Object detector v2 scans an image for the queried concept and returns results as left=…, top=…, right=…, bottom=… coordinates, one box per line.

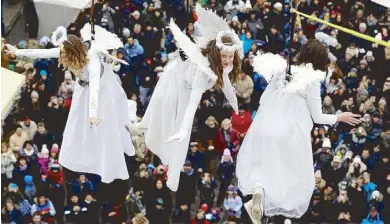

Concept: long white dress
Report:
left=15, top=43, right=135, bottom=183
left=141, top=51, right=237, bottom=191
left=236, top=53, right=337, bottom=218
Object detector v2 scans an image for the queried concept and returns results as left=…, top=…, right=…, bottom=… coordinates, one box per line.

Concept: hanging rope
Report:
left=90, top=0, right=95, bottom=40
left=290, top=8, right=390, bottom=48
left=286, top=0, right=300, bottom=80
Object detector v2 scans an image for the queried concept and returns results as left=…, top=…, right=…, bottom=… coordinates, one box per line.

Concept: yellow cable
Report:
left=290, top=8, right=390, bottom=48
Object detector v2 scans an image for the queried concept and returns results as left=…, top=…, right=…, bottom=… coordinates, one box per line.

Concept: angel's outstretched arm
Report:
left=306, top=82, right=337, bottom=125
left=87, top=49, right=102, bottom=119
left=15, top=47, right=60, bottom=58
left=167, top=70, right=210, bottom=142
left=221, top=69, right=238, bottom=114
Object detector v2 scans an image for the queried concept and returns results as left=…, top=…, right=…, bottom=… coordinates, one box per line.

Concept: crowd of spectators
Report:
left=1, top=0, right=390, bottom=223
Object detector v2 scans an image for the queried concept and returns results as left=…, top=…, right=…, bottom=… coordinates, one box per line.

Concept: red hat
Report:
left=24, top=116, right=30, bottom=121
left=201, top=203, right=208, bottom=212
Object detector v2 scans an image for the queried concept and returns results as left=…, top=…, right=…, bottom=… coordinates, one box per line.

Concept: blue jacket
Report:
left=253, top=72, right=268, bottom=91
left=124, top=39, right=144, bottom=64
left=72, top=179, right=96, bottom=195
left=362, top=214, right=384, bottom=224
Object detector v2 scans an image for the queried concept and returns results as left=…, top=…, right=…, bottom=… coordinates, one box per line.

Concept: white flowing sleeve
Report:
left=15, top=48, right=60, bottom=58
left=221, top=72, right=238, bottom=112
left=87, top=50, right=102, bottom=118
left=180, top=71, right=210, bottom=132
left=306, top=82, right=337, bottom=125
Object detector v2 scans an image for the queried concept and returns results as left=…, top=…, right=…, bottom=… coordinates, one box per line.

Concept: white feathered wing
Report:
left=168, top=18, right=217, bottom=82
left=80, top=23, right=128, bottom=65
left=194, top=3, right=231, bottom=48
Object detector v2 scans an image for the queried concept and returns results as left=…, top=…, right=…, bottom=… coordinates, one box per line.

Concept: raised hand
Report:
left=167, top=129, right=189, bottom=143
left=337, top=112, right=361, bottom=126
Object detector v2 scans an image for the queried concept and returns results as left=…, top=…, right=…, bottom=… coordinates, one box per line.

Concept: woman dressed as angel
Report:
left=236, top=37, right=361, bottom=223
left=127, top=4, right=241, bottom=191
left=6, top=25, right=135, bottom=183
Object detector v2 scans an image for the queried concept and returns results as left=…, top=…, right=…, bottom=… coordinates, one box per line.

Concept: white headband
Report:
left=215, top=30, right=244, bottom=59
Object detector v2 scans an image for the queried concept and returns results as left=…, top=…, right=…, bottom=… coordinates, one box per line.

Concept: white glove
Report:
left=223, top=65, right=233, bottom=75
left=167, top=129, right=190, bottom=143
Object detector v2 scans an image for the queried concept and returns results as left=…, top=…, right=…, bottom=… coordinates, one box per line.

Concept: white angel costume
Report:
left=236, top=53, right=338, bottom=218
left=14, top=25, right=135, bottom=183
left=137, top=4, right=242, bottom=191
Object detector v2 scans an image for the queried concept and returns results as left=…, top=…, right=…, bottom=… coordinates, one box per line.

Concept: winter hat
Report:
left=184, top=160, right=192, bottom=167
left=24, top=175, right=34, bottom=187
left=358, top=88, right=369, bottom=96
left=273, top=2, right=283, bottom=9
left=364, top=51, right=375, bottom=61
left=221, top=149, right=233, bottom=163
left=333, top=155, right=342, bottom=163
left=322, top=138, right=331, bottom=148
left=314, top=170, right=322, bottom=178
left=122, top=28, right=130, bottom=38
left=31, top=91, right=39, bottom=100
left=232, top=16, right=239, bottom=22
left=133, top=10, right=140, bottom=16
left=353, top=156, right=362, bottom=164
left=350, top=68, right=358, bottom=73
left=40, top=70, right=47, bottom=77
left=51, top=146, right=59, bottom=154
left=244, top=0, right=252, bottom=9
left=372, top=190, right=380, bottom=199
left=39, top=36, right=50, bottom=47
left=147, top=163, right=155, bottom=170
left=50, top=161, right=61, bottom=171
left=201, top=203, right=208, bottom=212
left=190, top=142, right=198, bottom=147
left=227, top=185, right=236, bottom=192
left=344, top=151, right=353, bottom=160
left=41, top=145, right=49, bottom=155
left=359, top=23, right=367, bottom=30
left=284, top=219, right=292, bottom=224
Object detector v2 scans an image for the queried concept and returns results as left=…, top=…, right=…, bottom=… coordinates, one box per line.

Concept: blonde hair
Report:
left=205, top=116, right=219, bottom=127
left=133, top=213, right=149, bottom=224
left=221, top=118, right=231, bottom=127
left=59, top=34, right=89, bottom=75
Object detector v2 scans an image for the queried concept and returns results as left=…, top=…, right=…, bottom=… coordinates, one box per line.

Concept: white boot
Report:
left=245, top=187, right=264, bottom=224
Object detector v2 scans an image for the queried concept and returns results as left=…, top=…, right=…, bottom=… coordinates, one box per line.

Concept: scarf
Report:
left=222, top=129, right=232, bottom=149
left=19, top=164, right=28, bottom=171
left=23, top=148, right=34, bottom=156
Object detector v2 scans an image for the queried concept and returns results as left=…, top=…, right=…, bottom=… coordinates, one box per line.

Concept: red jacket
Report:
left=214, top=128, right=240, bottom=155
left=191, top=218, right=211, bottom=224
left=47, top=170, right=64, bottom=185
left=231, top=111, right=253, bottom=135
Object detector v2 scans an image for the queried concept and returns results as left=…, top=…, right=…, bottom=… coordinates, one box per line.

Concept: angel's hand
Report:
left=167, top=129, right=189, bottom=143
left=5, top=44, right=17, bottom=56
left=89, top=116, right=102, bottom=128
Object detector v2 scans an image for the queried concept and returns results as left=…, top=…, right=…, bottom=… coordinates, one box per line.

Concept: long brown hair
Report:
left=59, top=34, right=89, bottom=75
left=201, top=36, right=241, bottom=88
left=296, top=39, right=329, bottom=72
